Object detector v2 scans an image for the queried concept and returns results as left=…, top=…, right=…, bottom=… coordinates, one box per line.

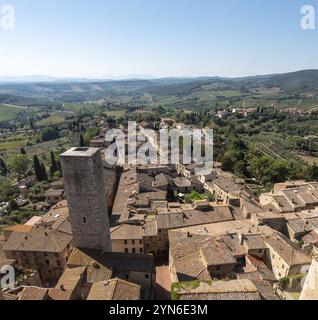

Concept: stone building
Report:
left=61, top=148, right=111, bottom=252
left=3, top=225, right=73, bottom=285
left=143, top=205, right=234, bottom=258
left=44, top=189, right=65, bottom=205
left=264, top=233, right=312, bottom=279
left=259, top=183, right=318, bottom=213
left=300, top=259, right=318, bottom=300
left=67, top=248, right=155, bottom=299
left=110, top=224, right=144, bottom=254
left=204, top=177, right=245, bottom=206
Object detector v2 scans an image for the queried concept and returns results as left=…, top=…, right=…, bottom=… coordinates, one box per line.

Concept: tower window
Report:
left=83, top=217, right=87, bottom=224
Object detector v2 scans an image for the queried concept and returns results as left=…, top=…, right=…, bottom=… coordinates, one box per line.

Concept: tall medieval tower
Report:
left=61, top=147, right=111, bottom=252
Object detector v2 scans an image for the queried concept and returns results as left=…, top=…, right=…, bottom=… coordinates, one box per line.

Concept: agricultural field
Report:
left=36, top=114, right=66, bottom=127
left=104, top=110, right=126, bottom=118
left=297, top=154, right=318, bottom=165
left=245, top=133, right=306, bottom=163
left=63, top=102, right=88, bottom=113
left=0, top=104, right=26, bottom=122
left=0, top=132, right=34, bottom=159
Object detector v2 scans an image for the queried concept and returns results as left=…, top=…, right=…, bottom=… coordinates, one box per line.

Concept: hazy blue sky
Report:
left=0, top=0, right=317, bottom=77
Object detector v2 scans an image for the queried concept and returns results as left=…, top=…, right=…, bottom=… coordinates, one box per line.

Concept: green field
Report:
left=63, top=103, right=86, bottom=112
left=105, top=110, right=126, bottom=118
left=0, top=133, right=33, bottom=158
left=0, top=104, right=25, bottom=122
left=36, top=114, right=66, bottom=127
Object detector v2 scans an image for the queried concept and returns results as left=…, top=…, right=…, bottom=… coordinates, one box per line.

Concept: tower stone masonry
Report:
left=61, top=147, right=111, bottom=252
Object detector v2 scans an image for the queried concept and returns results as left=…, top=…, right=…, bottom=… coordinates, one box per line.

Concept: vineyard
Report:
left=245, top=134, right=310, bottom=163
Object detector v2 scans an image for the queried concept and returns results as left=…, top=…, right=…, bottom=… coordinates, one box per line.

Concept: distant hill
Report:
left=0, top=70, right=317, bottom=109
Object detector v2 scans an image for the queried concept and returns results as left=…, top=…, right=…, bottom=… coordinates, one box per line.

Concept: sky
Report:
left=0, top=0, right=317, bottom=78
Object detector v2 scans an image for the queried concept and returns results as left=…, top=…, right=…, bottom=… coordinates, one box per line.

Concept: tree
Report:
left=8, top=199, right=19, bottom=211
left=40, top=163, right=48, bottom=181
left=29, top=118, right=35, bottom=130
left=33, top=155, right=42, bottom=181
left=49, top=151, right=59, bottom=177
left=79, top=135, right=85, bottom=147
left=0, top=179, right=18, bottom=202
left=40, top=127, right=59, bottom=142
left=154, top=105, right=166, bottom=115
left=33, top=155, right=47, bottom=182
left=83, top=128, right=101, bottom=146
left=8, top=154, right=30, bottom=178
left=0, top=158, right=8, bottom=175
left=310, top=165, right=318, bottom=181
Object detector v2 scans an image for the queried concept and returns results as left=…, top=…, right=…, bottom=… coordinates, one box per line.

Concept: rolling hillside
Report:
left=0, top=70, right=317, bottom=110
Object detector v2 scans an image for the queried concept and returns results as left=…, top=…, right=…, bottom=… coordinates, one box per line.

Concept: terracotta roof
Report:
left=172, top=177, right=191, bottom=188
left=1, top=292, right=18, bottom=300
left=265, top=233, right=311, bottom=266
left=303, top=230, right=318, bottom=245
left=200, top=239, right=237, bottom=266
left=281, top=189, right=306, bottom=209
left=243, top=234, right=266, bottom=250
left=3, top=224, right=32, bottom=233
left=156, top=206, right=234, bottom=230
left=272, top=195, right=294, bottom=212
left=48, top=288, right=73, bottom=301
left=3, top=226, right=72, bottom=253
left=252, top=280, right=280, bottom=300
left=287, top=218, right=308, bottom=234
left=174, top=252, right=213, bottom=282
left=44, top=189, right=64, bottom=197
left=176, top=279, right=261, bottom=300
left=87, top=278, right=141, bottom=300
left=56, top=266, right=86, bottom=291
left=245, top=255, right=276, bottom=283
left=67, top=248, right=113, bottom=284
left=212, top=177, right=244, bottom=195
left=24, top=216, right=42, bottom=226
left=110, top=224, right=144, bottom=240
left=68, top=248, right=155, bottom=275
left=144, top=220, right=158, bottom=237
left=19, top=287, right=48, bottom=300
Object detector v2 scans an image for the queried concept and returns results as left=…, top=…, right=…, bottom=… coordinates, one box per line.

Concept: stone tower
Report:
left=61, top=147, right=111, bottom=252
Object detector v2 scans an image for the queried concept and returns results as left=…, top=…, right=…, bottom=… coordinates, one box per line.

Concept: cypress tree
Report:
left=33, top=155, right=42, bottom=181
left=50, top=151, right=59, bottom=177
left=41, top=163, right=48, bottom=181
left=0, top=158, right=8, bottom=175
left=33, top=155, right=47, bottom=181
left=80, top=135, right=85, bottom=147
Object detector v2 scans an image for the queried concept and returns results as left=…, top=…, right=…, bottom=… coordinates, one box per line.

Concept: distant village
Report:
left=1, top=119, right=318, bottom=301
